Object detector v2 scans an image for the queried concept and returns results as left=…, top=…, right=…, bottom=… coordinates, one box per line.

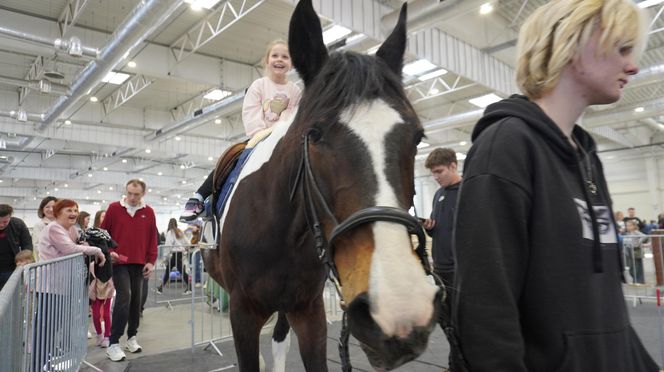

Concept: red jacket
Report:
left=101, top=200, right=158, bottom=265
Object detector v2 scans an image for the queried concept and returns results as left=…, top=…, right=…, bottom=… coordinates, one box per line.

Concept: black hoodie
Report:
left=452, top=95, right=657, bottom=372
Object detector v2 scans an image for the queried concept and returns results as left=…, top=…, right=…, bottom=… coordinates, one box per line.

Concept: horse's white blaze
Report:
left=340, top=100, right=437, bottom=338
left=271, top=332, right=291, bottom=372
left=218, top=112, right=296, bottom=238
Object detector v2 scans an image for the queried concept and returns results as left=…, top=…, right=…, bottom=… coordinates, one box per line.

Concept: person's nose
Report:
left=625, top=57, right=639, bottom=76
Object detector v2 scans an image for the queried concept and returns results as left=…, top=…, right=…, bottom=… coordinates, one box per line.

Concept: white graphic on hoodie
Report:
left=574, top=198, right=617, bottom=244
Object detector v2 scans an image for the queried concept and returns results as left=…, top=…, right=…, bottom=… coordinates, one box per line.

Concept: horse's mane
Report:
left=292, top=51, right=415, bottom=132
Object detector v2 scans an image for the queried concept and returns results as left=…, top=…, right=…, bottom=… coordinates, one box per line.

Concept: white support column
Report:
left=645, top=157, right=662, bottom=217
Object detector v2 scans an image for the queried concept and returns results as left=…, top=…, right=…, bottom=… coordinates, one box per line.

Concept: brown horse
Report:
left=202, top=0, right=441, bottom=370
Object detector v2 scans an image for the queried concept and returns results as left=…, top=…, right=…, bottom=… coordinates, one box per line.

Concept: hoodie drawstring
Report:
left=572, top=136, right=603, bottom=273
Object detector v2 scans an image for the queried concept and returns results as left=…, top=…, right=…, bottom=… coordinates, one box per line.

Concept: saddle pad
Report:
left=205, top=129, right=274, bottom=218
left=212, top=147, right=254, bottom=217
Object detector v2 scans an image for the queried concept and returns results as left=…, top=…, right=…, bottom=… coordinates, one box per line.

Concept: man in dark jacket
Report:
left=423, top=148, right=462, bottom=331
left=0, top=204, right=33, bottom=290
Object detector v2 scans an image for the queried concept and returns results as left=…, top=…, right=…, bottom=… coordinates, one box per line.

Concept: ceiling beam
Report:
left=170, top=0, right=267, bottom=63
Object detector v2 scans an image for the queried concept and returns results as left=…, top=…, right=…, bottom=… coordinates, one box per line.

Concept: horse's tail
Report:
left=271, top=311, right=291, bottom=372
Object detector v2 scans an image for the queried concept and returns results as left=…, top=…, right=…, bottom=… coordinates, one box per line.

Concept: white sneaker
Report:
left=95, top=334, right=104, bottom=346
left=106, top=344, right=126, bottom=361
left=101, top=338, right=110, bottom=348
left=87, top=330, right=92, bottom=339
left=124, top=336, right=142, bottom=353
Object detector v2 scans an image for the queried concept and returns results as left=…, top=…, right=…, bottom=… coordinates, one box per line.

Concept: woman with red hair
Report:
left=39, top=199, right=105, bottom=264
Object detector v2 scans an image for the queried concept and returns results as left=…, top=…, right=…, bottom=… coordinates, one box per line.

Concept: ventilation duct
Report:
left=0, top=109, right=44, bottom=122
left=0, top=74, right=69, bottom=95
left=0, top=26, right=98, bottom=58
left=37, top=0, right=183, bottom=131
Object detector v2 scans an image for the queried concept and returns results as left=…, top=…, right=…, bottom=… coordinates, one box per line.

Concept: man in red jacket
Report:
left=102, top=179, right=157, bottom=362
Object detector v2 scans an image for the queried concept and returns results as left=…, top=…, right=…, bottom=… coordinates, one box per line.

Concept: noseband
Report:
left=290, top=129, right=443, bottom=371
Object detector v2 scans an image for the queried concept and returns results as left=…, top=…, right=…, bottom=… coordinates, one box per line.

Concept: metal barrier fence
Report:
left=0, top=269, right=25, bottom=371
left=187, top=245, right=343, bottom=362
left=10, top=253, right=89, bottom=372
left=623, top=231, right=664, bottom=305
left=151, top=244, right=205, bottom=310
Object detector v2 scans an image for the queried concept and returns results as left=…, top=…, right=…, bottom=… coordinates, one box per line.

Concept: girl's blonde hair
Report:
left=516, top=0, right=647, bottom=99
left=261, top=39, right=288, bottom=71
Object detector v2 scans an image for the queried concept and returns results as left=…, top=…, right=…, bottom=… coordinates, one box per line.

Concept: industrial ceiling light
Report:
left=479, top=3, right=494, bottom=15
left=323, top=25, right=352, bottom=45
left=127, top=61, right=137, bottom=68
left=204, top=89, right=232, bottom=101
left=43, top=59, right=65, bottom=80
left=184, top=0, right=221, bottom=10
left=468, top=93, right=502, bottom=108
left=638, top=0, right=664, bottom=8
left=418, top=69, right=448, bottom=82
left=102, top=71, right=131, bottom=85
left=403, top=59, right=437, bottom=77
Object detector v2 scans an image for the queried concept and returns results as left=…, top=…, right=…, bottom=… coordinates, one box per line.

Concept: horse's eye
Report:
left=307, top=128, right=322, bottom=143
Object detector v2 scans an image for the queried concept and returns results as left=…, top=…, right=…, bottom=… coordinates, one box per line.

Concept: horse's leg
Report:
left=230, top=295, right=269, bottom=372
left=286, top=294, right=328, bottom=372
left=271, top=311, right=291, bottom=372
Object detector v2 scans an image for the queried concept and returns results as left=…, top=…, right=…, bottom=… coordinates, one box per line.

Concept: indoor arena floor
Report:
left=80, top=292, right=664, bottom=371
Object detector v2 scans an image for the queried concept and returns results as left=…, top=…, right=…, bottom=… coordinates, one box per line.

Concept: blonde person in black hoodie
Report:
left=451, top=1, right=657, bottom=371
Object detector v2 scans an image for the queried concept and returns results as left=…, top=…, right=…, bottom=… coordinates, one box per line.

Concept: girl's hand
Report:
left=96, top=251, right=106, bottom=266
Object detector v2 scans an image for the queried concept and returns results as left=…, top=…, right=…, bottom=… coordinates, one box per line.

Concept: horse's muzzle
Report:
left=346, top=289, right=443, bottom=370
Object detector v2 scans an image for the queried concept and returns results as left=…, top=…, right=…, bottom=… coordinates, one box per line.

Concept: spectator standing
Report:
left=644, top=220, right=658, bottom=235
left=422, top=148, right=462, bottom=342
left=35, top=199, right=105, bottom=371
left=0, top=204, right=33, bottom=290
left=451, top=1, right=657, bottom=371
left=623, top=207, right=645, bottom=232
left=615, top=210, right=626, bottom=234
left=157, top=218, right=191, bottom=294
left=32, top=196, right=57, bottom=260
left=102, top=179, right=158, bottom=362
left=623, top=220, right=648, bottom=284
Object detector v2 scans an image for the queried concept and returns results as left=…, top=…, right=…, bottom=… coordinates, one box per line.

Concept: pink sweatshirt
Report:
left=38, top=221, right=102, bottom=262
left=242, top=77, right=301, bottom=137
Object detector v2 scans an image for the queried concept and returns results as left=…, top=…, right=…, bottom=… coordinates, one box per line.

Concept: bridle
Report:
left=290, top=129, right=443, bottom=371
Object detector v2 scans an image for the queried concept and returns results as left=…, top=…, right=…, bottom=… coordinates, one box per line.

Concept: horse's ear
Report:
left=288, top=0, right=328, bottom=87
left=376, top=3, right=407, bottom=78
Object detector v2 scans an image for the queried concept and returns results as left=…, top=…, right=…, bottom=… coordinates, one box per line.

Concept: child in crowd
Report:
left=623, top=220, right=648, bottom=284
left=15, top=249, right=35, bottom=267
left=86, top=220, right=116, bottom=348
left=180, top=39, right=302, bottom=222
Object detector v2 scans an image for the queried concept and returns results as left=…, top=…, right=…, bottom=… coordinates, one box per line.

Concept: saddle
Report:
left=208, top=127, right=274, bottom=219
left=211, top=141, right=247, bottom=217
